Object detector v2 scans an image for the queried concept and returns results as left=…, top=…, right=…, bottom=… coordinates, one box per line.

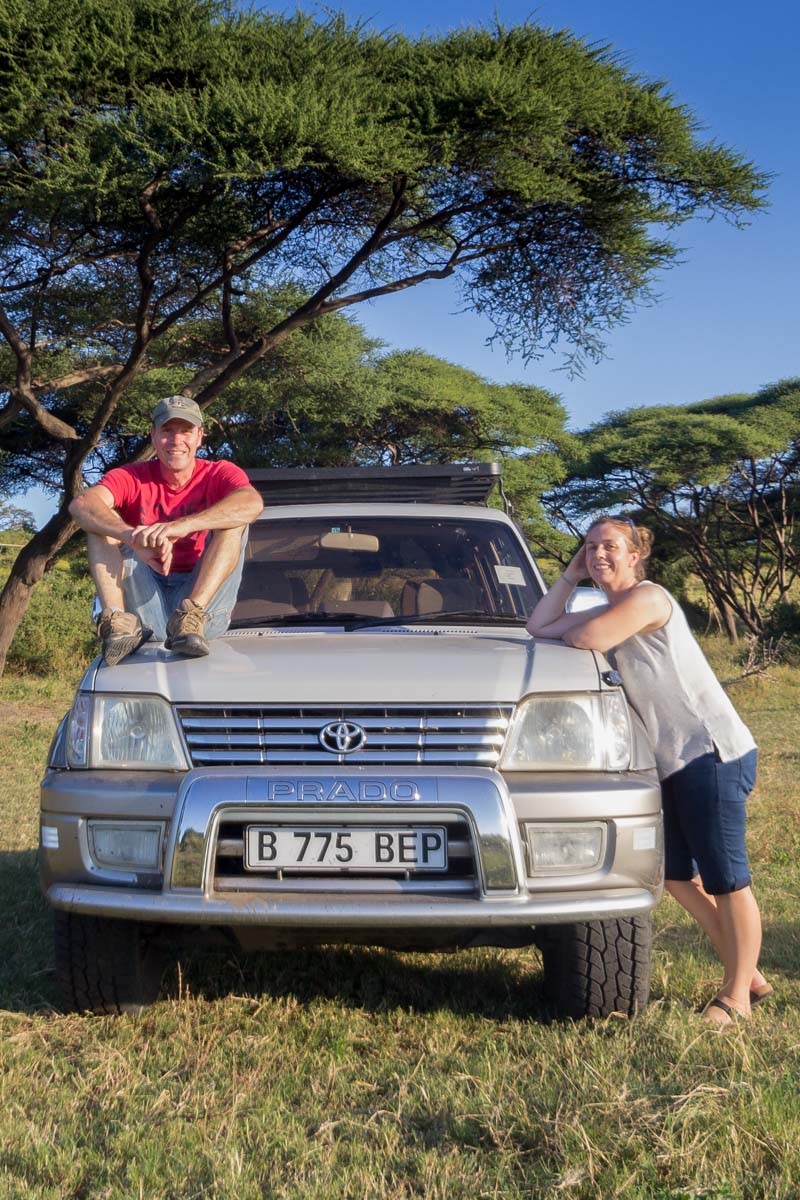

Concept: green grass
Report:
left=0, top=539, right=96, bottom=677
left=1, top=644, right=799, bottom=1197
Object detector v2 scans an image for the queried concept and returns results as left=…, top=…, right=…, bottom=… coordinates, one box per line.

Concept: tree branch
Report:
left=0, top=300, right=79, bottom=440
left=187, top=178, right=411, bottom=409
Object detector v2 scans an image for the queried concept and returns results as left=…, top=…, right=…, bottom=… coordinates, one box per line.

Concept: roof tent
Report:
left=247, top=463, right=508, bottom=510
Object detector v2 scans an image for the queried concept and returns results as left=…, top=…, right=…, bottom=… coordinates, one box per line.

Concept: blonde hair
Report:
left=586, top=516, right=653, bottom=582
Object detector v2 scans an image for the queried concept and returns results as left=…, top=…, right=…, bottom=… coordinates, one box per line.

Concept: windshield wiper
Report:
left=346, top=610, right=529, bottom=630
left=229, top=609, right=529, bottom=631
left=228, top=612, right=356, bottom=629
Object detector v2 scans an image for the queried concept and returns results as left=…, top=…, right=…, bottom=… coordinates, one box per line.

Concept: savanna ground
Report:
left=0, top=546, right=798, bottom=1199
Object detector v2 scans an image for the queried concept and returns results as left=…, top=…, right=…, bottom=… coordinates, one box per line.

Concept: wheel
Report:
left=54, top=911, right=164, bottom=1015
left=536, top=916, right=652, bottom=1019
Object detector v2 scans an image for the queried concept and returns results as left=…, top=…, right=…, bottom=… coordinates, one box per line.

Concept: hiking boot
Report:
left=165, top=598, right=210, bottom=657
left=97, top=609, right=151, bottom=667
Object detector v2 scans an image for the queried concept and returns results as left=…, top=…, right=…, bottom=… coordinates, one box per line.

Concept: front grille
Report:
left=212, top=814, right=478, bottom=893
left=176, top=705, right=513, bottom=767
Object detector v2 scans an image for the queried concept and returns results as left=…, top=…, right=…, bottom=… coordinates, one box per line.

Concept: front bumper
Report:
left=45, top=884, right=657, bottom=926
left=41, top=766, right=663, bottom=928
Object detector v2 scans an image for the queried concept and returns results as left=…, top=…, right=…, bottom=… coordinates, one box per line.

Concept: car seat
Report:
left=400, top=578, right=479, bottom=615
left=232, top=567, right=297, bottom=619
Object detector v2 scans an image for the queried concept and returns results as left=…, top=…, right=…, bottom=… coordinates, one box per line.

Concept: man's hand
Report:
left=129, top=526, right=174, bottom=575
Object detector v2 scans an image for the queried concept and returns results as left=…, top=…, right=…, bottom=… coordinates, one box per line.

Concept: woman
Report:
left=526, top=516, right=770, bottom=1026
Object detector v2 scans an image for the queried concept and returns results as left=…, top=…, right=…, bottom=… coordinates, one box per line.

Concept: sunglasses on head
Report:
left=594, top=515, right=639, bottom=547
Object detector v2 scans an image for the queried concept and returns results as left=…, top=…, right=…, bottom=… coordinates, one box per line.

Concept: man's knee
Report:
left=87, top=530, right=124, bottom=551
left=208, top=525, right=248, bottom=547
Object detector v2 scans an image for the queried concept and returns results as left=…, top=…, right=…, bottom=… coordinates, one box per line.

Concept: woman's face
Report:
left=584, top=522, right=639, bottom=590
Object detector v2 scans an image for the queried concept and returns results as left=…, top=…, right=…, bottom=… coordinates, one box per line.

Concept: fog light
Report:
left=88, top=822, right=164, bottom=871
left=523, top=822, right=605, bottom=874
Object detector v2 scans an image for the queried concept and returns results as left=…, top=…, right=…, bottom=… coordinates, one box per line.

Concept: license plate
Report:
left=244, top=826, right=448, bottom=871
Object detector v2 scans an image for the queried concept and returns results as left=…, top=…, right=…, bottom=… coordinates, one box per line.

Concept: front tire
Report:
left=54, top=911, right=164, bottom=1015
left=536, top=916, right=652, bottom=1019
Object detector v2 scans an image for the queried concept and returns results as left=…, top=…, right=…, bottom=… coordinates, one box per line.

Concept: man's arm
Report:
left=69, top=485, right=135, bottom=545
left=70, top=484, right=175, bottom=573
left=132, top=485, right=263, bottom=548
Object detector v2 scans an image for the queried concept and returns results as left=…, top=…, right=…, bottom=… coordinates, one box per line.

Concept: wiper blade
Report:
left=228, top=612, right=352, bottom=629
left=347, top=610, right=528, bottom=629
left=229, top=610, right=528, bottom=631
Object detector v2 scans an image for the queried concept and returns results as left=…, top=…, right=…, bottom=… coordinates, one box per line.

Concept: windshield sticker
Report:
left=494, top=565, right=526, bottom=586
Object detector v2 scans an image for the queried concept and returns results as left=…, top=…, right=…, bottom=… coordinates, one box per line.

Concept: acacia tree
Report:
left=544, top=380, right=800, bottom=639
left=207, top=337, right=568, bottom=470
left=0, top=0, right=766, bottom=671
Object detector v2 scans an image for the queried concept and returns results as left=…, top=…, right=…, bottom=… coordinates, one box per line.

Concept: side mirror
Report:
left=565, top=585, right=608, bottom=614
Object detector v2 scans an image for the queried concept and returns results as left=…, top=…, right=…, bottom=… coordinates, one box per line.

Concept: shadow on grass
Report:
left=1, top=845, right=551, bottom=1019
left=2, top=843, right=797, bottom=1020
left=162, top=940, right=553, bottom=1023
left=174, top=908, right=800, bottom=1020
left=0, top=851, right=60, bottom=1012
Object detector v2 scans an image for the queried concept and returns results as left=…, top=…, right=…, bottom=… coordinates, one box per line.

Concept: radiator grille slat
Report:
left=176, top=705, right=514, bottom=767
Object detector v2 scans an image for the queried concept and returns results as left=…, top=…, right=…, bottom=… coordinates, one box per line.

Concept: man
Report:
left=70, top=395, right=263, bottom=665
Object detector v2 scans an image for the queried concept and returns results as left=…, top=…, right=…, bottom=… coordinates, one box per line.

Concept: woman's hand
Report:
left=527, top=541, right=589, bottom=637
left=563, top=543, right=588, bottom=585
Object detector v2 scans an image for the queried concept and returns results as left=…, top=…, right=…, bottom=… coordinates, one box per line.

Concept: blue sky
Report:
left=18, top=0, right=799, bottom=526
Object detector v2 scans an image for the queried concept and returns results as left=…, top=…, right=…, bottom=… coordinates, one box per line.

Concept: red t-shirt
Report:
left=100, top=458, right=252, bottom=572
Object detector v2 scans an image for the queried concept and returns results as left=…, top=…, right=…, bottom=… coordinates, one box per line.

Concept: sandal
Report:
left=701, top=996, right=746, bottom=1027
left=750, top=985, right=774, bottom=1006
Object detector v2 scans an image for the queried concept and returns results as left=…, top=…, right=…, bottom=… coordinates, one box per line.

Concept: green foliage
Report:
left=574, top=379, right=800, bottom=492
left=0, top=540, right=95, bottom=675
left=200, top=313, right=571, bottom=531
left=545, top=380, right=800, bottom=636
left=0, top=502, right=35, bottom=533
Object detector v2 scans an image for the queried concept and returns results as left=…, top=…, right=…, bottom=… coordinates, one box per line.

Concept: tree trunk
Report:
left=0, top=509, right=78, bottom=677
left=720, top=599, right=740, bottom=645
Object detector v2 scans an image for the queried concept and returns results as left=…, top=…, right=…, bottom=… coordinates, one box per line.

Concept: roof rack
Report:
left=247, top=463, right=508, bottom=510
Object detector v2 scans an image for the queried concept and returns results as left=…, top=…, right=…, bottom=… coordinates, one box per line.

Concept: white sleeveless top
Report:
left=610, top=583, right=755, bottom=781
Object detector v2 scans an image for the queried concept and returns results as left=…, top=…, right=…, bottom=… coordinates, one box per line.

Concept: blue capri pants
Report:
left=660, top=748, right=757, bottom=896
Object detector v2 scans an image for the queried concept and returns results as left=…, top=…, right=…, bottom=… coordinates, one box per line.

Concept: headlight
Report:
left=66, top=694, right=188, bottom=769
left=501, top=691, right=631, bottom=771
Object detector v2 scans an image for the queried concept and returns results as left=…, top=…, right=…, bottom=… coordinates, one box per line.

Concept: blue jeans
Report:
left=120, top=530, right=247, bottom=642
left=660, top=748, right=757, bottom=895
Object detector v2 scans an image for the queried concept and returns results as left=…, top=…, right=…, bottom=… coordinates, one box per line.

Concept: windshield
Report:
left=230, top=515, right=542, bottom=628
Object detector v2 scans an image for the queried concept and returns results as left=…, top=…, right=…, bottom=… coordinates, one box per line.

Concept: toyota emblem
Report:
left=319, top=720, right=368, bottom=754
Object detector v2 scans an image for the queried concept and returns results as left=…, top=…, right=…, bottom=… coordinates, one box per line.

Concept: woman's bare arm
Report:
left=562, top=587, right=671, bottom=652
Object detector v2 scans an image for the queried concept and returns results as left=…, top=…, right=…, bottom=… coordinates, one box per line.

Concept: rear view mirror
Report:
left=320, top=530, right=380, bottom=552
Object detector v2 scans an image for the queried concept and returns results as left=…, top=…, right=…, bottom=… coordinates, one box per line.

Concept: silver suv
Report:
left=41, top=464, right=662, bottom=1018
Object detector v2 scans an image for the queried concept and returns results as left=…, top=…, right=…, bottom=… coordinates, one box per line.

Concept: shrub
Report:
left=1, top=543, right=95, bottom=677
left=758, top=601, right=800, bottom=666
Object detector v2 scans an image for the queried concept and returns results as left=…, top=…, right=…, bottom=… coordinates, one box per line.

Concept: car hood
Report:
left=91, top=627, right=601, bottom=705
